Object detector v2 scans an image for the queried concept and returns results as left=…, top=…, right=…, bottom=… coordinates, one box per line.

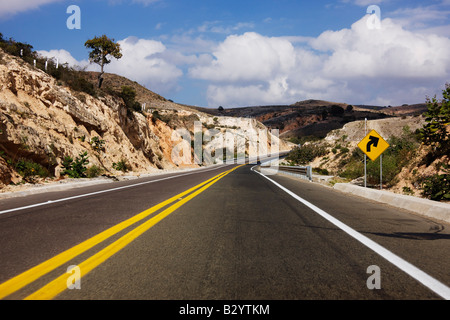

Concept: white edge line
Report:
left=0, top=164, right=234, bottom=216
left=251, top=165, right=450, bottom=300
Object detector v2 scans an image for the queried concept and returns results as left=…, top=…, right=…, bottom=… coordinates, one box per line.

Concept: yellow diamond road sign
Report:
left=358, top=129, right=389, bottom=161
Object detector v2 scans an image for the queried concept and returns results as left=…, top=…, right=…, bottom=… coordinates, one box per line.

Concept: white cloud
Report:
left=418, top=24, right=450, bottom=37
left=166, top=34, right=217, bottom=54
left=188, top=15, right=450, bottom=107
left=341, top=0, right=387, bottom=6
left=37, top=49, right=90, bottom=69
left=197, top=21, right=255, bottom=35
left=189, top=32, right=296, bottom=83
left=0, top=0, right=63, bottom=18
left=388, top=5, right=450, bottom=30
left=106, top=36, right=183, bottom=95
left=310, top=16, right=450, bottom=79
left=206, top=77, right=292, bottom=107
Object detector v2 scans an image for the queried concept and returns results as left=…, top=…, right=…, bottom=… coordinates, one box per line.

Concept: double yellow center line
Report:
left=0, top=165, right=243, bottom=300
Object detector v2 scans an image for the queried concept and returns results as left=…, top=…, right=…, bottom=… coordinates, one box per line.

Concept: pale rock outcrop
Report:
left=0, top=51, right=181, bottom=187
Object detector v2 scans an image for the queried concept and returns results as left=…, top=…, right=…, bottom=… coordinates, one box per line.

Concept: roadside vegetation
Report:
left=287, top=127, right=420, bottom=188
left=61, top=152, right=89, bottom=178
left=285, top=143, right=328, bottom=165
left=112, top=159, right=129, bottom=172
left=285, top=83, right=450, bottom=201
left=417, top=83, right=450, bottom=201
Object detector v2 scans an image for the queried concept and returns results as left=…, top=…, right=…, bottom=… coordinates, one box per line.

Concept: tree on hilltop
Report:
left=85, top=35, right=122, bottom=88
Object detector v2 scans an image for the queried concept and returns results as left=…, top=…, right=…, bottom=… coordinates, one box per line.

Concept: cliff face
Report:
left=0, top=51, right=174, bottom=185
left=0, top=50, right=291, bottom=188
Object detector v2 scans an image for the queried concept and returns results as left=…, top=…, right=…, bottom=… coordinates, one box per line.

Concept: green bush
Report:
left=418, top=163, right=450, bottom=201
left=120, top=86, right=142, bottom=112
left=152, top=110, right=161, bottom=122
left=288, top=136, right=321, bottom=145
left=416, top=84, right=450, bottom=201
left=286, top=144, right=327, bottom=165
left=402, top=186, right=414, bottom=196
left=313, top=167, right=329, bottom=175
left=366, top=153, right=400, bottom=186
left=66, top=75, right=96, bottom=96
left=113, top=159, right=129, bottom=172
left=86, top=165, right=103, bottom=178
left=90, top=136, right=105, bottom=152
left=340, top=161, right=364, bottom=180
left=419, top=83, right=450, bottom=157
left=421, top=173, right=450, bottom=201
left=62, top=151, right=89, bottom=178
left=152, top=110, right=172, bottom=125
left=15, top=159, right=49, bottom=180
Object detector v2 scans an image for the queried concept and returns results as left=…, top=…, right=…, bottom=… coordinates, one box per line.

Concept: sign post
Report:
left=380, top=154, right=383, bottom=190
left=358, top=129, right=389, bottom=189
left=364, top=119, right=367, bottom=188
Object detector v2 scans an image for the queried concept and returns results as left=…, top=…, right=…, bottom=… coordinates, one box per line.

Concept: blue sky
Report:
left=1, top=0, right=450, bottom=108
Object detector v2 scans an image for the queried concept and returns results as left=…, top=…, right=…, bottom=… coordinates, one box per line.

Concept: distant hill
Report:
left=354, top=103, right=428, bottom=116
left=191, top=100, right=428, bottom=140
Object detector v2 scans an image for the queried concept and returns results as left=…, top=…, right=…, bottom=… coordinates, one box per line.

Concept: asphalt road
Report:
left=0, top=163, right=449, bottom=301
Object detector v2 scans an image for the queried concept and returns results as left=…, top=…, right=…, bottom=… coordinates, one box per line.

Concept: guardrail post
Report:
left=307, top=166, right=312, bottom=181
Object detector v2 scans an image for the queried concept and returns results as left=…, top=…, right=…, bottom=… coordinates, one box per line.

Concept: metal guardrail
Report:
left=260, top=165, right=312, bottom=181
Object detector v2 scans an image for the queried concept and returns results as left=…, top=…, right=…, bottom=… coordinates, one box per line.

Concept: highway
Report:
left=0, top=162, right=449, bottom=302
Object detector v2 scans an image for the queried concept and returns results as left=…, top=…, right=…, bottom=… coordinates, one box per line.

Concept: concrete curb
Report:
left=333, top=183, right=450, bottom=224
left=0, top=178, right=115, bottom=199
left=0, top=162, right=235, bottom=200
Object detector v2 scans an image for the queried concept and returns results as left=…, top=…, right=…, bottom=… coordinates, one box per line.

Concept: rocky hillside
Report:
left=0, top=48, right=291, bottom=189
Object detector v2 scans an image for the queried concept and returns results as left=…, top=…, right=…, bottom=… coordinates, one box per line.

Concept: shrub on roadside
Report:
left=285, top=144, right=327, bottom=165
left=62, top=151, right=89, bottom=178
left=86, top=165, right=103, bottom=178
left=419, top=163, right=450, bottom=201
left=15, top=158, right=49, bottom=181
left=417, top=84, right=450, bottom=201
left=112, top=159, right=129, bottom=172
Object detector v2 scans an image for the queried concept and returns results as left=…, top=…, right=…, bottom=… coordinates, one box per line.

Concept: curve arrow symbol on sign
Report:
left=366, top=136, right=379, bottom=152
